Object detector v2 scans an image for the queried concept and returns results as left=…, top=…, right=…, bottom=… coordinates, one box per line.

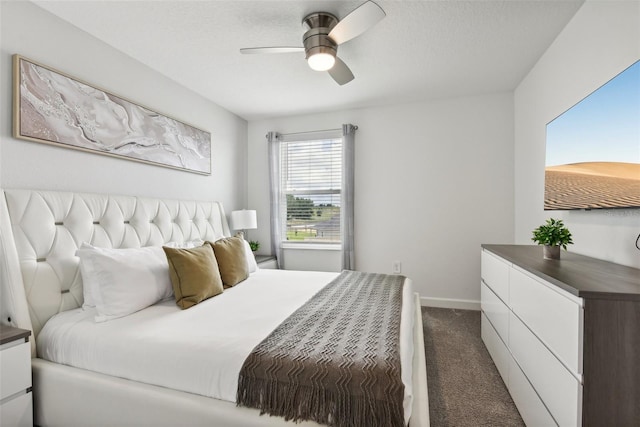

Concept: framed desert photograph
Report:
left=12, top=54, right=211, bottom=175
left=545, top=60, right=640, bottom=210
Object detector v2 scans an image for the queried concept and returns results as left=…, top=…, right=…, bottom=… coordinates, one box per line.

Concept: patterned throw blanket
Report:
left=237, top=270, right=406, bottom=427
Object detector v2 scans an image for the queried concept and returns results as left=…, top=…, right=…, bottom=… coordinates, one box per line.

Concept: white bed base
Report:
left=0, top=189, right=429, bottom=427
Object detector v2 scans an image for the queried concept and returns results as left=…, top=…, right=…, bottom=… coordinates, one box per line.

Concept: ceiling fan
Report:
left=240, top=1, right=386, bottom=85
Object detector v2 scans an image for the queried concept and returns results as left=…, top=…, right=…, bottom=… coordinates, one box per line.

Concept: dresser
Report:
left=480, top=245, right=640, bottom=427
left=0, top=325, right=32, bottom=427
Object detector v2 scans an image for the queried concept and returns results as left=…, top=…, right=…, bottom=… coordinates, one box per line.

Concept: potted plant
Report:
left=531, top=218, right=573, bottom=260
left=249, top=240, right=260, bottom=252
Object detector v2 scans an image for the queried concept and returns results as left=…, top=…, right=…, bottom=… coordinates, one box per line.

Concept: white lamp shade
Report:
left=231, top=210, right=257, bottom=230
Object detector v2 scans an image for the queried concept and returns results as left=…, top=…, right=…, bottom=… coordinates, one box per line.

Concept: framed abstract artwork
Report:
left=12, top=54, right=211, bottom=175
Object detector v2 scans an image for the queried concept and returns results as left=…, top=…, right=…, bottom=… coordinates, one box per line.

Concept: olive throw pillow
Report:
left=207, top=236, right=249, bottom=288
left=163, top=244, right=224, bottom=309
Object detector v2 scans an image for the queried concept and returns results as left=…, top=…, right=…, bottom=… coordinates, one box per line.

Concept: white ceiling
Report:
left=35, top=0, right=584, bottom=121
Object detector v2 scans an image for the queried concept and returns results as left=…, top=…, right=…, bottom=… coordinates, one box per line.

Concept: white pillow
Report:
left=76, top=243, right=99, bottom=309
left=163, top=239, right=205, bottom=249
left=76, top=244, right=173, bottom=322
left=243, top=239, right=259, bottom=274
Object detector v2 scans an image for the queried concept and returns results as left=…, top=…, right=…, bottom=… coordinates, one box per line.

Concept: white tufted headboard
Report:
left=0, top=189, right=231, bottom=351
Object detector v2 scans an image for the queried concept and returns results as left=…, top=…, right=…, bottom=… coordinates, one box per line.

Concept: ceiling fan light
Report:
left=308, top=52, right=335, bottom=71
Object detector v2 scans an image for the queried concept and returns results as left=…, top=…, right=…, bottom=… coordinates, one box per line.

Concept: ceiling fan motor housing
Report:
left=302, top=12, right=338, bottom=60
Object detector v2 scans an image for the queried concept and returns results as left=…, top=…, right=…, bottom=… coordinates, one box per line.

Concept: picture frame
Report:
left=12, top=54, right=211, bottom=175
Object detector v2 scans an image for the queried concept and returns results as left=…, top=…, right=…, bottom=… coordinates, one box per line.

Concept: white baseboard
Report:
left=420, top=296, right=480, bottom=311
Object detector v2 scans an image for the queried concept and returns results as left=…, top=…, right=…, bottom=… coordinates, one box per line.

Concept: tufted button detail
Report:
left=61, top=289, right=70, bottom=294
left=55, top=221, right=63, bottom=226
left=93, top=221, right=100, bottom=225
left=124, top=220, right=130, bottom=224
left=36, top=258, right=46, bottom=262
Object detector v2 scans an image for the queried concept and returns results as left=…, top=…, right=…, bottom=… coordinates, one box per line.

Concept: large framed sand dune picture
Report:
left=544, top=60, right=640, bottom=210
left=12, top=55, right=211, bottom=175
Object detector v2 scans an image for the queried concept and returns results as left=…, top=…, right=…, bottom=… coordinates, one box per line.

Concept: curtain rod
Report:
left=280, top=128, right=341, bottom=137
left=265, top=125, right=358, bottom=141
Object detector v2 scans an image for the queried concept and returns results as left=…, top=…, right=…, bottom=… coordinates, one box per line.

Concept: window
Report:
left=268, top=125, right=355, bottom=269
left=280, top=134, right=342, bottom=245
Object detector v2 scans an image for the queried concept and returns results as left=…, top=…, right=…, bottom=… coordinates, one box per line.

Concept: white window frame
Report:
left=278, top=129, right=343, bottom=250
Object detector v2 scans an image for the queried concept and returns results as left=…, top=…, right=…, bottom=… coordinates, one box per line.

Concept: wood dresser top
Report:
left=482, top=245, right=640, bottom=301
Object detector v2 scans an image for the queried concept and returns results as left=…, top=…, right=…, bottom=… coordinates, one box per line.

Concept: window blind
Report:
left=280, top=137, right=342, bottom=244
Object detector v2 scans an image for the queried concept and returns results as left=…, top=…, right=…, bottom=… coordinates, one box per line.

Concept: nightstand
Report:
left=0, top=325, right=32, bottom=427
left=255, top=255, right=278, bottom=269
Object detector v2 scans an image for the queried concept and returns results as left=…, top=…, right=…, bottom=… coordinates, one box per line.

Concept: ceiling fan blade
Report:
left=328, top=57, right=354, bottom=85
left=328, top=1, right=385, bottom=45
left=240, top=47, right=304, bottom=54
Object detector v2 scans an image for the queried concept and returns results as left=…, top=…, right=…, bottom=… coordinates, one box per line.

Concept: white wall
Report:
left=249, top=93, right=515, bottom=308
left=0, top=1, right=247, bottom=211
left=515, top=0, right=640, bottom=268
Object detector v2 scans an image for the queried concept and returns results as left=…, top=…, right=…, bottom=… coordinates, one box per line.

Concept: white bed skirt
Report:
left=32, top=293, right=429, bottom=427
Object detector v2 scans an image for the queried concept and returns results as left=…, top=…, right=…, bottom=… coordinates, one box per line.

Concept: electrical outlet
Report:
left=392, top=261, right=402, bottom=274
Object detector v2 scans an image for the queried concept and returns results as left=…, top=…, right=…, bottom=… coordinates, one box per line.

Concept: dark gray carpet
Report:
left=422, top=307, right=524, bottom=427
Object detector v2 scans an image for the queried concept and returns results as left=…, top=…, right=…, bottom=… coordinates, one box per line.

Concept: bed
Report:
left=0, top=189, right=429, bottom=427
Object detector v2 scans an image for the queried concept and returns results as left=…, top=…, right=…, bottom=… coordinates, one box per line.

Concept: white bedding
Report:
left=37, top=269, right=415, bottom=422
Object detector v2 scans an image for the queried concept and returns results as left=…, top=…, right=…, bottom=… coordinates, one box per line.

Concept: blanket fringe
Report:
left=237, top=375, right=405, bottom=427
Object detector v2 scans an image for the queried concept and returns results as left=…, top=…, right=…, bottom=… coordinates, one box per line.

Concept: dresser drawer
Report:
left=508, top=356, right=557, bottom=427
left=0, top=341, right=31, bottom=400
left=481, top=312, right=509, bottom=383
left=509, top=266, right=583, bottom=375
left=481, top=250, right=510, bottom=303
left=0, top=391, right=33, bottom=427
left=481, top=282, right=509, bottom=343
left=510, top=312, right=582, bottom=427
